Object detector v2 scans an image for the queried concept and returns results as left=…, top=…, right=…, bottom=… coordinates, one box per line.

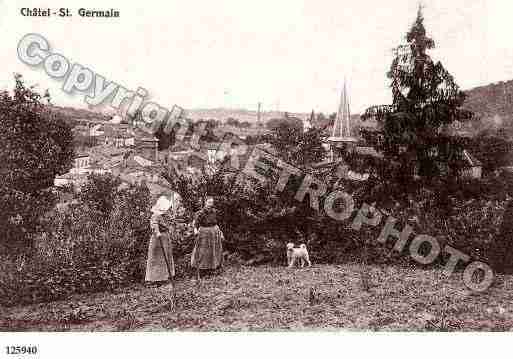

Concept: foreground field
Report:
left=2, top=264, right=513, bottom=331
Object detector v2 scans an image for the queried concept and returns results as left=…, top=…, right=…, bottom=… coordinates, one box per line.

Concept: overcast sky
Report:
left=1, top=0, right=512, bottom=114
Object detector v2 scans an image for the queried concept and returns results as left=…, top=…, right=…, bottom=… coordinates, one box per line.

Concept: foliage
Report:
left=0, top=177, right=152, bottom=307
left=489, top=199, right=513, bottom=274
left=163, top=161, right=318, bottom=263
left=0, top=74, right=74, bottom=255
left=197, top=119, right=219, bottom=142
left=78, top=173, right=122, bottom=216
left=311, top=112, right=334, bottom=131
left=265, top=117, right=303, bottom=132
left=466, top=132, right=512, bottom=174
left=1, top=163, right=509, bottom=307
left=226, top=117, right=240, bottom=127
left=361, top=7, right=475, bottom=183
left=164, top=155, right=510, bottom=273
left=264, top=121, right=326, bottom=168
left=225, top=118, right=252, bottom=128
left=154, top=119, right=176, bottom=151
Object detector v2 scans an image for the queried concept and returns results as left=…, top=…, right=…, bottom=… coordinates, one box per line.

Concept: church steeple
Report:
left=332, top=79, right=352, bottom=139
left=327, top=78, right=358, bottom=161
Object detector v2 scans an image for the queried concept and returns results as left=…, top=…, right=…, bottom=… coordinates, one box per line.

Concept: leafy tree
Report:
left=198, top=119, right=219, bottom=142
left=361, top=7, right=475, bottom=184
left=0, top=74, right=74, bottom=254
left=207, top=118, right=220, bottom=127
left=162, top=160, right=317, bottom=262
left=265, top=120, right=325, bottom=168
left=265, top=117, right=303, bottom=132
left=154, top=120, right=173, bottom=150
left=226, top=117, right=240, bottom=127
left=79, top=173, right=122, bottom=216
left=1, top=180, right=152, bottom=306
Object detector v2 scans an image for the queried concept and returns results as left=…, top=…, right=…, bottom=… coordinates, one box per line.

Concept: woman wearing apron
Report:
left=145, top=195, right=175, bottom=286
left=191, top=196, right=224, bottom=280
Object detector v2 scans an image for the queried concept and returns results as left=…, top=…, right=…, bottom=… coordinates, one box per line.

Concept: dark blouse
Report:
left=194, top=207, right=218, bottom=228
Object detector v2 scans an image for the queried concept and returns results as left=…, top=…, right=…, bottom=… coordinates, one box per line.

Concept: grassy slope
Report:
left=2, top=264, right=513, bottom=331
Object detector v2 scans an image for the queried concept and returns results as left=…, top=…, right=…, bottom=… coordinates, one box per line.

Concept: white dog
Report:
left=286, top=243, right=311, bottom=268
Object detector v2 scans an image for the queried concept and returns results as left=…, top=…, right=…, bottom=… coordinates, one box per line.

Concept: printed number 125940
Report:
left=5, top=346, right=38, bottom=355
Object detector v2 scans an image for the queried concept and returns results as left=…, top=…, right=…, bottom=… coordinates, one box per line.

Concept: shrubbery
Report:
left=164, top=160, right=510, bottom=273
left=164, top=162, right=314, bottom=264
left=2, top=160, right=511, bottom=307
left=0, top=175, right=151, bottom=307
left=0, top=75, right=74, bottom=256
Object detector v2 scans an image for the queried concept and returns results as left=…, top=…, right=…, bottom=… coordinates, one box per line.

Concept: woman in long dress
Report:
left=191, top=196, right=224, bottom=280
left=145, top=195, right=175, bottom=286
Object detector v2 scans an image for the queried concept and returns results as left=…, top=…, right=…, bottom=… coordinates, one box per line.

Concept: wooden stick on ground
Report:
left=193, top=228, right=201, bottom=285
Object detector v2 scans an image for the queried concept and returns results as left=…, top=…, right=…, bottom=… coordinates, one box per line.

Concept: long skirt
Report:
left=145, top=231, right=175, bottom=282
left=191, top=225, right=224, bottom=269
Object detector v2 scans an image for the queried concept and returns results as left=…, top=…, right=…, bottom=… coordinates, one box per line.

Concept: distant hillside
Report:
left=47, top=104, right=372, bottom=133
left=463, top=80, right=513, bottom=133
left=185, top=108, right=310, bottom=123
left=48, top=105, right=111, bottom=126
left=186, top=108, right=376, bottom=127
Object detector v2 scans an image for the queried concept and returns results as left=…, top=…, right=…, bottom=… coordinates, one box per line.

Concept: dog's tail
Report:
left=300, top=243, right=306, bottom=249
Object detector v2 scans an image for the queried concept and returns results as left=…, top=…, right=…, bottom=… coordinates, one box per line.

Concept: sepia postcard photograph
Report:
left=1, top=0, right=513, bottom=357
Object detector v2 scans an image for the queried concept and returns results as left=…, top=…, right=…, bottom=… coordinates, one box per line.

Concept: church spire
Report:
left=329, top=78, right=357, bottom=142
left=327, top=78, right=358, bottom=161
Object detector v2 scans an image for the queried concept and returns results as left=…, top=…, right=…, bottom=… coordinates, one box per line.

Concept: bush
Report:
left=79, top=173, right=122, bottom=216
left=0, top=75, right=74, bottom=255
left=0, top=179, right=151, bottom=307
left=489, top=199, right=513, bottom=273
left=164, top=163, right=339, bottom=265
left=162, top=160, right=511, bottom=273
left=5, top=164, right=508, bottom=307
